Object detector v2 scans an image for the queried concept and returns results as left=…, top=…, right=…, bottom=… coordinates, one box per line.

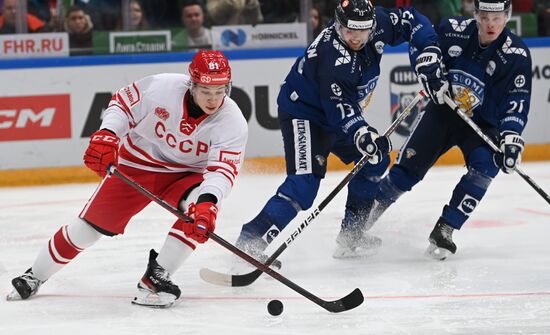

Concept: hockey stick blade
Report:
left=200, top=91, right=428, bottom=287
left=110, top=166, right=364, bottom=313
left=329, top=288, right=364, bottom=313
left=200, top=267, right=262, bottom=287
left=200, top=243, right=288, bottom=287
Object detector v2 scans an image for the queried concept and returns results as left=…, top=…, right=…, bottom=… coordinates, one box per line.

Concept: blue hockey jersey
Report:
left=437, top=17, right=532, bottom=135
left=277, top=6, right=439, bottom=143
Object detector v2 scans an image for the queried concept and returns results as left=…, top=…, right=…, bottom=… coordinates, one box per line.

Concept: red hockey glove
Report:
left=183, top=202, right=218, bottom=243
left=84, top=129, right=120, bottom=177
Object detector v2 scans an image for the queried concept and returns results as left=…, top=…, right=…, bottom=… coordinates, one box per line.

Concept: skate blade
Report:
left=6, top=289, right=23, bottom=301
left=132, top=289, right=177, bottom=309
left=425, top=243, right=452, bottom=261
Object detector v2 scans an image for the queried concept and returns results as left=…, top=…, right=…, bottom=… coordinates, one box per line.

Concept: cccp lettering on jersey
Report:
left=154, top=121, right=208, bottom=156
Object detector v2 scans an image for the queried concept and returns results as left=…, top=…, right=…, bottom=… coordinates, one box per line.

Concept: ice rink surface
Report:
left=1, top=162, right=550, bottom=334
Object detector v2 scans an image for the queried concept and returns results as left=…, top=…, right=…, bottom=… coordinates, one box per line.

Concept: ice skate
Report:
left=425, top=218, right=457, bottom=261
left=333, top=204, right=382, bottom=259
left=132, top=249, right=181, bottom=308
left=232, top=234, right=281, bottom=273
left=6, top=268, right=44, bottom=301
left=333, top=228, right=382, bottom=259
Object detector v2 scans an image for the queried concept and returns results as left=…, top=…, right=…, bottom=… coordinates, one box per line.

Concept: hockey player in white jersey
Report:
left=7, top=50, right=248, bottom=308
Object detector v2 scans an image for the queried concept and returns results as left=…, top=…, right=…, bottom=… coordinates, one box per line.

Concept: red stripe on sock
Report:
left=168, top=232, right=196, bottom=250
left=52, top=226, right=81, bottom=261
left=48, top=239, right=69, bottom=265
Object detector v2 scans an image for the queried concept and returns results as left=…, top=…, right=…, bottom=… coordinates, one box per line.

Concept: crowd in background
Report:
left=0, top=0, right=549, bottom=55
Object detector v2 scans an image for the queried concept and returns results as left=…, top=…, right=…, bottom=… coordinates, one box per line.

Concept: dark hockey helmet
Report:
left=474, top=0, right=511, bottom=12
left=474, top=0, right=512, bottom=21
left=189, top=50, right=231, bottom=86
left=335, top=0, right=376, bottom=31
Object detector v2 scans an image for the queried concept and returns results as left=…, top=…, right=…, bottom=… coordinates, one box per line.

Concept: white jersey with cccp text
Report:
left=99, top=73, right=248, bottom=203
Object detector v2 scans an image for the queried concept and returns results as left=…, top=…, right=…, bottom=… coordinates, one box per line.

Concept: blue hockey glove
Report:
left=354, top=126, right=392, bottom=164
left=493, top=131, right=524, bottom=174
left=415, top=46, right=450, bottom=105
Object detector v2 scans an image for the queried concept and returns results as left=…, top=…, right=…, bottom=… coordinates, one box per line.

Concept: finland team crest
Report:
left=357, top=76, right=378, bottom=111
left=449, top=69, right=485, bottom=116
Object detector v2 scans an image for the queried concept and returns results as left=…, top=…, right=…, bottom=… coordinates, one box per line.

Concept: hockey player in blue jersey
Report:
left=234, top=0, right=448, bottom=259
left=361, top=0, right=532, bottom=260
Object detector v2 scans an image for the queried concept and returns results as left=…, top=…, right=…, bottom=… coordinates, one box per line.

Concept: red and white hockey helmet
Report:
left=188, top=50, right=231, bottom=86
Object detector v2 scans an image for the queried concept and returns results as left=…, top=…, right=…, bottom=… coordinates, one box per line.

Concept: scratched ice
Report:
left=1, top=162, right=550, bottom=334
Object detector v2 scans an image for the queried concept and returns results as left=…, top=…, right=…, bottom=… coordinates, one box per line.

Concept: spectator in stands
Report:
left=260, top=0, right=299, bottom=24
left=65, top=5, right=93, bottom=56
left=207, top=0, right=263, bottom=26
left=310, top=3, right=326, bottom=38
left=535, top=0, right=550, bottom=36
left=439, top=0, right=462, bottom=17
left=181, top=0, right=211, bottom=48
left=28, top=0, right=51, bottom=23
left=0, top=0, right=46, bottom=34
left=513, top=0, right=534, bottom=12
left=461, top=0, right=476, bottom=16
left=75, top=0, right=119, bottom=31
left=129, top=0, right=150, bottom=30
left=28, top=0, right=64, bottom=32
left=117, top=0, right=150, bottom=30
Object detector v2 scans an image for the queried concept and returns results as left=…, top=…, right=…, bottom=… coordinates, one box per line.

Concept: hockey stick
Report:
left=200, top=91, right=427, bottom=287
left=444, top=94, right=550, bottom=205
left=108, top=165, right=364, bottom=313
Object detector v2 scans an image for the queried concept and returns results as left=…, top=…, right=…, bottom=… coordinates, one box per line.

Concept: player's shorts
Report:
left=278, top=108, right=388, bottom=178
left=79, top=164, right=203, bottom=235
left=395, top=102, right=499, bottom=178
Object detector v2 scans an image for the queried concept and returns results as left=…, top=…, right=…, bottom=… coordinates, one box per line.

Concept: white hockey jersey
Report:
left=100, top=73, right=248, bottom=203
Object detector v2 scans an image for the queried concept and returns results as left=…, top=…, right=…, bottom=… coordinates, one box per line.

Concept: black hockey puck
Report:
left=267, top=299, right=283, bottom=316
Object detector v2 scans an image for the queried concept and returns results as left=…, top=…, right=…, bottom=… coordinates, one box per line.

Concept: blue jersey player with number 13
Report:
left=234, top=0, right=448, bottom=259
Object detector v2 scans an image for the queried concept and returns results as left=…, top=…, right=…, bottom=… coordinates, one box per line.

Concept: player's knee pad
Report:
left=347, top=159, right=389, bottom=202
left=443, top=167, right=493, bottom=229
left=467, top=146, right=499, bottom=178
left=67, top=218, right=103, bottom=249
left=276, top=174, right=321, bottom=211
left=244, top=174, right=321, bottom=237
left=386, top=165, right=421, bottom=193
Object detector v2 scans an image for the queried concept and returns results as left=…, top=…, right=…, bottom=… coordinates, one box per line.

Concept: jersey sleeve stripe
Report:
left=206, top=166, right=235, bottom=186
left=115, top=92, right=136, bottom=124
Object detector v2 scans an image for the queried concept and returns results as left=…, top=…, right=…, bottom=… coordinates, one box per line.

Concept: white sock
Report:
left=32, top=218, right=102, bottom=281
left=156, top=224, right=195, bottom=275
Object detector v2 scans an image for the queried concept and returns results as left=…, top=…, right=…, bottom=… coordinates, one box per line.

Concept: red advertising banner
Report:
left=0, top=94, right=71, bottom=141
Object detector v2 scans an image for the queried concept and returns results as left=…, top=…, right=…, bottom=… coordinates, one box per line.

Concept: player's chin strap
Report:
left=444, top=94, right=550, bottom=205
